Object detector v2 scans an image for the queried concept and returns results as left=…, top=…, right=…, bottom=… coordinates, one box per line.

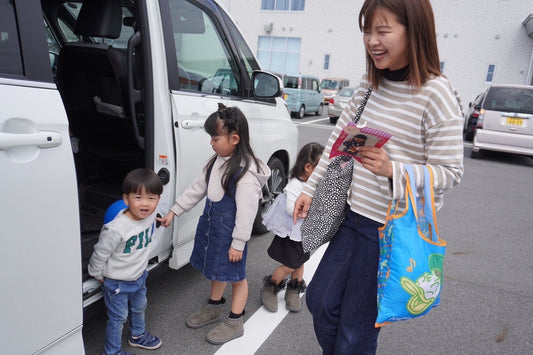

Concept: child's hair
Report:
left=290, top=142, right=325, bottom=179
left=122, top=168, right=163, bottom=195
left=204, top=103, right=263, bottom=194
left=358, top=0, right=441, bottom=89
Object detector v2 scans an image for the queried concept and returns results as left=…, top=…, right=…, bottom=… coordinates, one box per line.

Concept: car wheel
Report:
left=464, top=129, right=474, bottom=142
left=315, top=104, right=323, bottom=116
left=470, top=149, right=483, bottom=159
left=297, top=105, right=305, bottom=119
left=329, top=116, right=338, bottom=124
left=252, top=157, right=287, bottom=235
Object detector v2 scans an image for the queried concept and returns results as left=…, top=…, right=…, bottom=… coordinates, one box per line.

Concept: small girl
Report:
left=261, top=142, right=324, bottom=313
left=158, top=103, right=270, bottom=345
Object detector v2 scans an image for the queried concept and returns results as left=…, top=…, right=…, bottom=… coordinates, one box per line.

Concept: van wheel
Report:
left=315, top=104, right=323, bottom=116
left=252, top=157, right=287, bottom=235
left=297, top=105, right=305, bottom=119
left=329, top=116, right=338, bottom=124
left=470, top=149, right=483, bottom=159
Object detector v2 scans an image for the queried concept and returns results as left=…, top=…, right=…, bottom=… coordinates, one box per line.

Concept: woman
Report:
left=293, top=0, right=464, bottom=353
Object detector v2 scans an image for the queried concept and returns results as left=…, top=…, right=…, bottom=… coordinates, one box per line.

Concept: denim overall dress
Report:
left=189, top=170, right=248, bottom=282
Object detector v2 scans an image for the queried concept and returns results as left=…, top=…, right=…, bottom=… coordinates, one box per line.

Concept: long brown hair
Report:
left=358, top=0, right=441, bottom=89
left=204, top=103, right=262, bottom=195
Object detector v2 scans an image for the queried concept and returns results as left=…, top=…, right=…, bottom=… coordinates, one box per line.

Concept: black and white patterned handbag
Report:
left=300, top=87, right=372, bottom=253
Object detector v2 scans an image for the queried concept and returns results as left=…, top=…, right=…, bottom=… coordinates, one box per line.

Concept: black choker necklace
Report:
left=384, top=66, right=409, bottom=82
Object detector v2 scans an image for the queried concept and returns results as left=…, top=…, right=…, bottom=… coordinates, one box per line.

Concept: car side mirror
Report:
left=252, top=71, right=282, bottom=98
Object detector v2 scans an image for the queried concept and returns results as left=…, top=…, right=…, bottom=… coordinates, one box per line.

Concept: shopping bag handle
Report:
left=404, top=165, right=440, bottom=243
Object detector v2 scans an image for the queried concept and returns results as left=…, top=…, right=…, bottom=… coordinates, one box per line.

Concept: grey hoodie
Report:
left=170, top=155, right=270, bottom=250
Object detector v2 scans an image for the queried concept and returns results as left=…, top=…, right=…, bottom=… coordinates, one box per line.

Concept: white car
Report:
left=472, top=84, right=533, bottom=159
left=328, top=87, right=356, bottom=124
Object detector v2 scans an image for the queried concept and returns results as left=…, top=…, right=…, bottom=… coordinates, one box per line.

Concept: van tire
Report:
left=315, top=104, right=323, bottom=116
left=297, top=105, right=305, bottom=119
left=329, top=116, right=338, bottom=124
left=470, top=149, right=483, bottom=159
left=252, top=157, right=287, bottom=235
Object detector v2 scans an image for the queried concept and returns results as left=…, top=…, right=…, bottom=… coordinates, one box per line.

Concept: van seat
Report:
left=56, top=0, right=141, bottom=162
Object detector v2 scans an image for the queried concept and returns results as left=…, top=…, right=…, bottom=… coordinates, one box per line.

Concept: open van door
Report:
left=0, top=0, right=84, bottom=353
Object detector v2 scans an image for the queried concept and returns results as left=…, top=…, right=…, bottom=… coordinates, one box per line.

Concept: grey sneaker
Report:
left=206, top=315, right=244, bottom=344
left=285, top=279, right=306, bottom=312
left=261, top=275, right=286, bottom=312
left=186, top=299, right=225, bottom=329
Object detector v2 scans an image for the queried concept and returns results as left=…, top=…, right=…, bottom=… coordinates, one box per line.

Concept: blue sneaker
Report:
left=117, top=351, right=135, bottom=355
left=127, top=332, right=162, bottom=350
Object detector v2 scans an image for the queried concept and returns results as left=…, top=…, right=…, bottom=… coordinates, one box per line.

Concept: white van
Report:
left=281, top=73, right=324, bottom=118
left=0, top=0, right=297, bottom=353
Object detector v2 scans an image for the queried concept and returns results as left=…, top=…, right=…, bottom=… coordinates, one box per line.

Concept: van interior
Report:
left=42, top=0, right=150, bottom=295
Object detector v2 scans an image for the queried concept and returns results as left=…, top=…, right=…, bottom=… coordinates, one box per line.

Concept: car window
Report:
left=0, top=0, right=23, bottom=76
left=284, top=75, right=299, bottom=88
left=167, top=0, right=241, bottom=96
left=57, top=2, right=134, bottom=48
left=320, top=79, right=340, bottom=90
left=338, top=88, right=355, bottom=97
left=484, top=87, right=533, bottom=115
left=312, top=79, right=319, bottom=91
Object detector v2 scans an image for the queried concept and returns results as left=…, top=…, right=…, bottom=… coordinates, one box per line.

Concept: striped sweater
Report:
left=302, top=75, right=464, bottom=224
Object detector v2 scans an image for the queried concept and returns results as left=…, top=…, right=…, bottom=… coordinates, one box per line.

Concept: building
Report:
left=218, top=0, right=533, bottom=105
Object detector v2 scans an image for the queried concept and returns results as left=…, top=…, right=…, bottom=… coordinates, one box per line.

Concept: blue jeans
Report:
left=102, top=271, right=147, bottom=355
left=306, top=208, right=381, bottom=354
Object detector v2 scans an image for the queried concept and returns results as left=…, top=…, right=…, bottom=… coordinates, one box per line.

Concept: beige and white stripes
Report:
left=302, top=75, right=464, bottom=224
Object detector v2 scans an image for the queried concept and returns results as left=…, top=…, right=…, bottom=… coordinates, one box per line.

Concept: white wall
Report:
left=219, top=0, right=533, bottom=105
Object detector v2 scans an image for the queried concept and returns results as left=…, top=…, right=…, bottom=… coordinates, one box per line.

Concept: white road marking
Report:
left=214, top=243, right=328, bottom=355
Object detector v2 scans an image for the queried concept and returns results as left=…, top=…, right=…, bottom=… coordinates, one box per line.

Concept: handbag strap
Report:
left=404, top=164, right=440, bottom=243
left=353, top=87, right=372, bottom=124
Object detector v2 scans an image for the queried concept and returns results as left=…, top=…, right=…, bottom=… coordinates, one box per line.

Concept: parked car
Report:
left=282, top=74, right=324, bottom=118
left=320, top=77, right=350, bottom=104
left=328, top=86, right=356, bottom=124
left=463, top=91, right=486, bottom=141
left=472, top=84, right=533, bottom=159
left=0, top=0, right=297, bottom=353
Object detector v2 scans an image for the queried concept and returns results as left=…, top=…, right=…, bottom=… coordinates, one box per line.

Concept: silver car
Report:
left=328, top=87, right=356, bottom=124
left=472, top=84, right=533, bottom=159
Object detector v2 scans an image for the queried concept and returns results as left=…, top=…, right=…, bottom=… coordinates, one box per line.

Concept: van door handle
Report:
left=0, top=131, right=62, bottom=150
left=181, top=120, right=205, bottom=129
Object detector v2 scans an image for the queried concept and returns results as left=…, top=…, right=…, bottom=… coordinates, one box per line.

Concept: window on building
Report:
left=323, top=54, right=331, bottom=71
left=257, top=36, right=301, bottom=74
left=261, top=0, right=305, bottom=11
left=485, top=64, right=496, bottom=83
left=440, top=61, right=445, bottom=74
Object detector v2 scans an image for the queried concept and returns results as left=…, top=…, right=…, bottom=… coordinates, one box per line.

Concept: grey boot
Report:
left=261, top=275, right=286, bottom=312
left=206, top=315, right=244, bottom=344
left=186, top=299, right=225, bottom=328
left=285, top=279, right=306, bottom=312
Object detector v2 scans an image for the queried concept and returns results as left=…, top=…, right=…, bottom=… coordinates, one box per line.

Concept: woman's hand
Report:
left=156, top=211, right=176, bottom=228
left=356, top=146, right=393, bottom=178
left=293, top=193, right=313, bottom=224
left=228, top=247, right=243, bottom=262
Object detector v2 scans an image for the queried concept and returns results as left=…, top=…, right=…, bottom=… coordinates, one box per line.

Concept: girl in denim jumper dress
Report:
left=159, top=104, right=270, bottom=345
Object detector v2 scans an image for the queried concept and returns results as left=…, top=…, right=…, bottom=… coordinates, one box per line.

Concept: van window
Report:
left=0, top=0, right=23, bottom=76
left=284, top=75, right=299, bottom=88
left=167, top=0, right=241, bottom=96
left=484, top=87, right=533, bottom=115
left=59, top=2, right=134, bottom=48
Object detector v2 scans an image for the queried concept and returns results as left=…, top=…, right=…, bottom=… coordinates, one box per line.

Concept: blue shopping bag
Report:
left=376, top=165, right=446, bottom=327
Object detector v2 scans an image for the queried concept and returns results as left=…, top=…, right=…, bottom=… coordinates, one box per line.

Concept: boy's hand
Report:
left=157, top=211, right=176, bottom=228
left=228, top=247, right=243, bottom=263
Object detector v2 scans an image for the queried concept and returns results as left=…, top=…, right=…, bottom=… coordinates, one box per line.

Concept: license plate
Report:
left=506, top=117, right=523, bottom=126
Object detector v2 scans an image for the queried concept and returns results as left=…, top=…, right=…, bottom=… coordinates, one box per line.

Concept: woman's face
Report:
left=363, top=7, right=409, bottom=71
